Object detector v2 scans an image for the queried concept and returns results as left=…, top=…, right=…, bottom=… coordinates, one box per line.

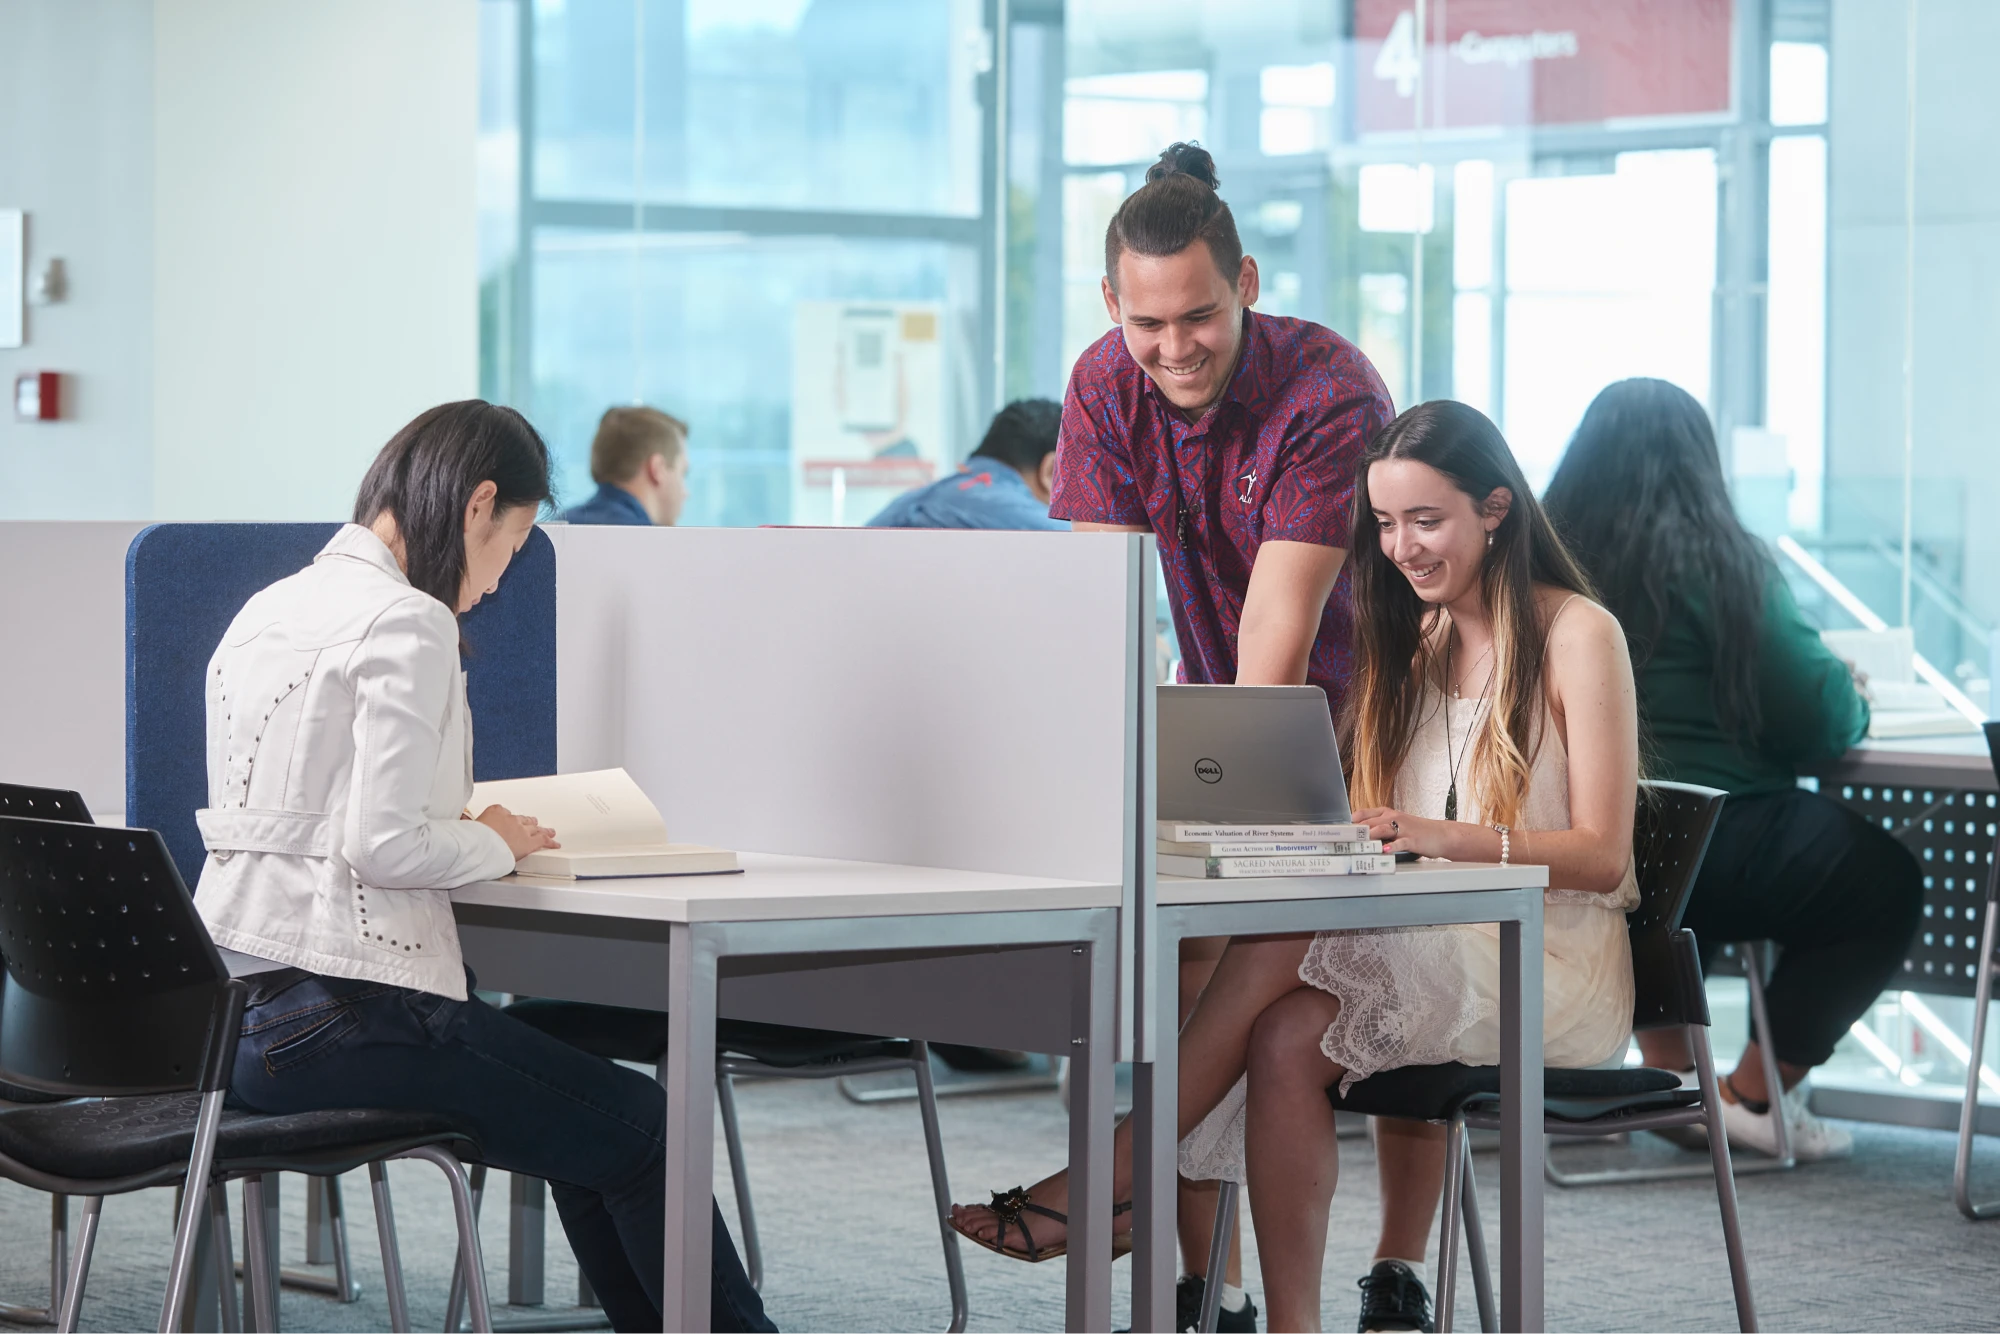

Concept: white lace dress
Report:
left=1178, top=683, right=1638, bottom=1183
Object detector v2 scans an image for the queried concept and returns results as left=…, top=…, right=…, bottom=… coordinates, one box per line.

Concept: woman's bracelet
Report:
left=1491, top=822, right=1511, bottom=865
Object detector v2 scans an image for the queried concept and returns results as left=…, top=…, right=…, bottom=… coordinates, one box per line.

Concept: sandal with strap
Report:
left=951, top=1186, right=1134, bottom=1263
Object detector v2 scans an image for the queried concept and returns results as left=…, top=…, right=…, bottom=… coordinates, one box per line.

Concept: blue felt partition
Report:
left=126, top=523, right=558, bottom=883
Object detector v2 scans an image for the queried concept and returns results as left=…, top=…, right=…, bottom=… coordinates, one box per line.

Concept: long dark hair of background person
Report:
left=1344, top=399, right=1596, bottom=828
left=1542, top=377, right=1769, bottom=742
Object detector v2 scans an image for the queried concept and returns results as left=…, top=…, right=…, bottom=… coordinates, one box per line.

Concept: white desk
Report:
left=1128, top=862, right=1550, bottom=1334
left=452, top=852, right=1126, bottom=1332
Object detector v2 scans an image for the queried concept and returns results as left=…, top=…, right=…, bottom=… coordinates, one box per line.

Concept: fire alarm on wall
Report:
left=13, top=371, right=60, bottom=421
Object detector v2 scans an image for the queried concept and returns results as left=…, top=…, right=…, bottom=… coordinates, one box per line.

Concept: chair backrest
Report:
left=1985, top=721, right=2000, bottom=787
left=126, top=523, right=559, bottom=883
left=0, top=815, right=237, bottom=1097
left=1627, top=779, right=1727, bottom=1031
left=0, top=784, right=93, bottom=824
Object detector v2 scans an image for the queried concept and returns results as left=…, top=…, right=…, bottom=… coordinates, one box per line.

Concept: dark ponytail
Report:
left=352, top=400, right=553, bottom=613
left=1104, top=142, right=1244, bottom=286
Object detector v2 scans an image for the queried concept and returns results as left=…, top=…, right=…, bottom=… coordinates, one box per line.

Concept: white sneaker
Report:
left=1719, top=1081, right=1854, bottom=1162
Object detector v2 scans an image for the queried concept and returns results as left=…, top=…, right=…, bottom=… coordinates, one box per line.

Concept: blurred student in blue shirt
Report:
left=867, top=399, right=1067, bottom=531
left=562, top=406, right=691, bottom=526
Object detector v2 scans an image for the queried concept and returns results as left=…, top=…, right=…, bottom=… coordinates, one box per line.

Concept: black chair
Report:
left=1953, top=720, right=2000, bottom=1220
left=1195, top=782, right=1755, bottom=1334
left=0, top=784, right=95, bottom=1328
left=0, top=815, right=495, bottom=1333
left=493, top=999, right=969, bottom=1334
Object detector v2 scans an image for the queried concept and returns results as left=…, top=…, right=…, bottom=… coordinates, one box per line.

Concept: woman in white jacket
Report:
left=196, top=401, right=773, bottom=1333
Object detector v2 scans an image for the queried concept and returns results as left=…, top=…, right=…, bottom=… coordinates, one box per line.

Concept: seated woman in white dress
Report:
left=948, top=400, right=1640, bottom=1334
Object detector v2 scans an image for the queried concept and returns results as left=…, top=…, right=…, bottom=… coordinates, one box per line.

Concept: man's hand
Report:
left=1237, top=540, right=1346, bottom=684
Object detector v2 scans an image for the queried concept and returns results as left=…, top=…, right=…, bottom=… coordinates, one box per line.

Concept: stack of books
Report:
left=1156, top=820, right=1393, bottom=879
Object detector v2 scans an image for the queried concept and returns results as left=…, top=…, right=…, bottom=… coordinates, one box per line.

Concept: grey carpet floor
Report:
left=3, top=1073, right=1997, bottom=1332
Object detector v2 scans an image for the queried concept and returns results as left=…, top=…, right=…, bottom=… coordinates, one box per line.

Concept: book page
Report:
left=467, top=768, right=670, bottom=849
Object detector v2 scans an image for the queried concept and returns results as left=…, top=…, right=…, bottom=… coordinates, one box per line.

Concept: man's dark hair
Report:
left=971, top=398, right=1061, bottom=474
left=352, top=399, right=553, bottom=612
left=1104, top=142, right=1244, bottom=287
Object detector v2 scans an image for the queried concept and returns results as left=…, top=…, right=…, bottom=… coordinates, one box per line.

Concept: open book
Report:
left=467, top=768, right=739, bottom=879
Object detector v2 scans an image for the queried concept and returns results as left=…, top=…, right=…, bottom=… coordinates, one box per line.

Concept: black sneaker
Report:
left=1356, top=1260, right=1434, bottom=1333
left=1119, top=1275, right=1260, bottom=1333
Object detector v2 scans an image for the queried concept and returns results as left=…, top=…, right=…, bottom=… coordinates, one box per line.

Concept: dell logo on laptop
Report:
left=1194, top=758, right=1223, bottom=784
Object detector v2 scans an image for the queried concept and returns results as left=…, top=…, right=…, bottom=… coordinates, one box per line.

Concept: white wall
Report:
left=0, top=1, right=155, bottom=519
left=0, top=0, right=479, bottom=523
left=151, top=0, right=480, bottom=518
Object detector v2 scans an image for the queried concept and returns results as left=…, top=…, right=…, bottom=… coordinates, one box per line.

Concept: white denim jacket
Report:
left=192, top=524, right=517, bottom=1000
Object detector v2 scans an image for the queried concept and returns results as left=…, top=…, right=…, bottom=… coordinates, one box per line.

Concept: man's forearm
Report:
left=1236, top=542, right=1347, bottom=685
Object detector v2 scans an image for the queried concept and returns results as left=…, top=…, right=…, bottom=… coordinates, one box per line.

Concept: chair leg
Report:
left=407, top=1147, right=493, bottom=1334
left=324, top=1176, right=359, bottom=1303
left=444, top=1163, right=488, bottom=1334
left=1692, top=1025, right=1759, bottom=1332
left=209, top=1186, right=241, bottom=1334
left=1955, top=862, right=2000, bottom=1219
left=1458, top=1145, right=1496, bottom=1334
left=908, top=1043, right=969, bottom=1334
left=714, top=1068, right=763, bottom=1292
left=1197, top=1182, right=1238, bottom=1334
left=1436, top=1119, right=1466, bottom=1334
left=54, top=1197, right=100, bottom=1334
left=368, top=1163, right=412, bottom=1334
left=1740, top=945, right=1795, bottom=1169
left=241, top=1176, right=281, bottom=1333
left=0, top=1191, right=70, bottom=1325
left=159, top=1089, right=228, bottom=1334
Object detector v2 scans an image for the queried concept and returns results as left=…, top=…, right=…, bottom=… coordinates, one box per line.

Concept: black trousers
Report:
left=1681, top=788, right=1924, bottom=1068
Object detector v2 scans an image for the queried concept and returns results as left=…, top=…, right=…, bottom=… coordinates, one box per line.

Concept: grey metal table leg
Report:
left=1132, top=925, right=1181, bottom=1334
left=664, top=924, right=719, bottom=1333
left=1498, top=905, right=1544, bottom=1333
left=1064, top=938, right=1115, bottom=1334
left=509, top=1174, right=548, bottom=1306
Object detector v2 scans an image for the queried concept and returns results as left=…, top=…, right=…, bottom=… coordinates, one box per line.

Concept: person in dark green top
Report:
left=1545, top=377, right=1922, bottom=1163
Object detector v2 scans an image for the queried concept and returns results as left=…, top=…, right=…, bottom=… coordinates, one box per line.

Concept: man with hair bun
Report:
left=1050, top=141, right=1393, bottom=1332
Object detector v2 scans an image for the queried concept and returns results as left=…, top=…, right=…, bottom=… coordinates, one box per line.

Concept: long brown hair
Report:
left=1342, top=401, right=1597, bottom=828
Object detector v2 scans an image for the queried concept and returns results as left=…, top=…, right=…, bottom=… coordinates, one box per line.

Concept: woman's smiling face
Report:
left=1367, top=457, right=1503, bottom=606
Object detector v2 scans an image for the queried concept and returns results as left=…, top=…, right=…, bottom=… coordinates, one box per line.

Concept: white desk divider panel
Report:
left=545, top=522, right=1157, bottom=1059
left=0, top=521, right=150, bottom=819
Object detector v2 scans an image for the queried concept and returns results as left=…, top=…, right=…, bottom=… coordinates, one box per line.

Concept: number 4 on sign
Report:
left=1375, top=9, right=1421, bottom=98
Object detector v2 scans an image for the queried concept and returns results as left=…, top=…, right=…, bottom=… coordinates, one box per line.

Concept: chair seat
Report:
left=0, top=1093, right=477, bottom=1187
left=1329, top=1061, right=1692, bottom=1123
left=0, top=1076, right=70, bottom=1106
left=504, top=998, right=912, bottom=1069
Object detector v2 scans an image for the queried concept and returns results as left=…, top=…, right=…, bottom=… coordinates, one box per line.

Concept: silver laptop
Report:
left=1156, top=684, right=1351, bottom=823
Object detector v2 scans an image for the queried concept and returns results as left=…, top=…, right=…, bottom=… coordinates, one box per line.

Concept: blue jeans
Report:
left=226, top=969, right=774, bottom=1333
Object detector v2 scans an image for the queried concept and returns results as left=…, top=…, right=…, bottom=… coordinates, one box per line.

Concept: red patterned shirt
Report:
left=1051, top=310, right=1393, bottom=714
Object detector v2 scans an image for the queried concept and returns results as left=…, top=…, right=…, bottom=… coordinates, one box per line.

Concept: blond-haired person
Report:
left=562, top=405, right=691, bottom=526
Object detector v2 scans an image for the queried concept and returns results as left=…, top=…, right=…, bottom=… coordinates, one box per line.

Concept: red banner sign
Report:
left=1353, top=0, right=1734, bottom=135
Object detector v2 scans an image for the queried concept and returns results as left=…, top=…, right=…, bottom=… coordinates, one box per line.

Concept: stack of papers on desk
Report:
left=468, top=768, right=739, bottom=878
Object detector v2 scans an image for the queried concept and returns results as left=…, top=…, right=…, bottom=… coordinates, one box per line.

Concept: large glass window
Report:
left=485, top=0, right=994, bottom=526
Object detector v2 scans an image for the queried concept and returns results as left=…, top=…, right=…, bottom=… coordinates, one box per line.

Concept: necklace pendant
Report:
left=1445, top=785, right=1458, bottom=823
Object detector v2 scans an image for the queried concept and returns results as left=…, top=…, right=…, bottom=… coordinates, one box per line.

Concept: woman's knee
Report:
left=1246, top=994, right=1339, bottom=1085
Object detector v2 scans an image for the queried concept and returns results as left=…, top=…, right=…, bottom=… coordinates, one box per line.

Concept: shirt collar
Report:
left=595, top=483, right=653, bottom=523
left=316, top=523, right=413, bottom=587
